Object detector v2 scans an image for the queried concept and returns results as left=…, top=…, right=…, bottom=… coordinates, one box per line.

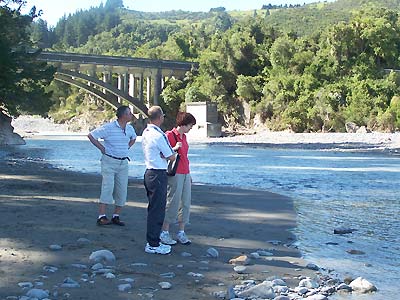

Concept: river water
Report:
left=2, top=136, right=399, bottom=299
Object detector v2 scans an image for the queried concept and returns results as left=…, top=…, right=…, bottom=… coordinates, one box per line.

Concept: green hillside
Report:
left=26, top=0, right=400, bottom=132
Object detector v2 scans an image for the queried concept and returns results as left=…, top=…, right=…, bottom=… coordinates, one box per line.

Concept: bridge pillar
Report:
left=129, top=74, right=135, bottom=98
left=103, top=71, right=111, bottom=95
left=153, top=68, right=162, bottom=106
left=146, top=76, right=151, bottom=107
left=139, top=73, right=144, bottom=105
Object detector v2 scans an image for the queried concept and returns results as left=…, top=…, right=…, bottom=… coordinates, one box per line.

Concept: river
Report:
left=2, top=136, right=399, bottom=299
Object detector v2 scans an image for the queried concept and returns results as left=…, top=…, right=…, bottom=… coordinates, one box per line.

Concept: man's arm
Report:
left=88, top=133, right=105, bottom=154
left=128, top=138, right=136, bottom=149
left=166, top=153, right=177, bottom=162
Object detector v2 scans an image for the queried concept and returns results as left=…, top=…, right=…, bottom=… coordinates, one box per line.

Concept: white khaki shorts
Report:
left=165, top=173, right=192, bottom=224
left=99, top=154, right=129, bottom=206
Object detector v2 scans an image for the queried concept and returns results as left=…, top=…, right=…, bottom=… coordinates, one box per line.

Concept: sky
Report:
left=23, top=0, right=323, bottom=27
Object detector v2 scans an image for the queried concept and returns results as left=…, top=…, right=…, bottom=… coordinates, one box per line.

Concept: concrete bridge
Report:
left=38, top=51, right=197, bottom=117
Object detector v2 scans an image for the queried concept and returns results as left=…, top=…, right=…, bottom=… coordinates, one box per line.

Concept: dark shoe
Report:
left=97, top=216, right=112, bottom=226
left=112, top=216, right=125, bottom=226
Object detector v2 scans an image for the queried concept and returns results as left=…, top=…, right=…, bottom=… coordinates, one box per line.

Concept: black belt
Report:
left=105, top=154, right=130, bottom=161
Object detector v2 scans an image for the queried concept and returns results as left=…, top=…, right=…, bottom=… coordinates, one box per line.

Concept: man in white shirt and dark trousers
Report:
left=142, top=106, right=177, bottom=255
left=88, top=105, right=137, bottom=226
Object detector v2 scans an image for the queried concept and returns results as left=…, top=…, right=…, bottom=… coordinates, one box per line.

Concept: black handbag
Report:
left=167, top=132, right=180, bottom=176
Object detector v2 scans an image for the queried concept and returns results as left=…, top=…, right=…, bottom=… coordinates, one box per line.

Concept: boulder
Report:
left=0, top=112, right=24, bottom=145
left=345, top=122, right=359, bottom=133
left=349, top=277, right=377, bottom=293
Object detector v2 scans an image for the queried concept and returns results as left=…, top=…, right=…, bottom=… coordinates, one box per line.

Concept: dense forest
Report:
left=3, top=0, right=400, bottom=132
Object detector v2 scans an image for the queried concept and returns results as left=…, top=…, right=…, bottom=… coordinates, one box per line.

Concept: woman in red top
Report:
left=160, top=112, right=196, bottom=245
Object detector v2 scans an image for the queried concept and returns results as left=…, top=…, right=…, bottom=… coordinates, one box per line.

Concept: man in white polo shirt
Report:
left=142, top=106, right=177, bottom=254
left=88, top=105, right=136, bottom=226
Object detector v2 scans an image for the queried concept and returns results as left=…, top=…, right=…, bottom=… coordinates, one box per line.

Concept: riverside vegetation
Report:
left=2, top=0, right=400, bottom=133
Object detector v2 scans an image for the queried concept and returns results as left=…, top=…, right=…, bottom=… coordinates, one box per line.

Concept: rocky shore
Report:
left=10, top=115, right=400, bottom=153
left=0, top=149, right=379, bottom=299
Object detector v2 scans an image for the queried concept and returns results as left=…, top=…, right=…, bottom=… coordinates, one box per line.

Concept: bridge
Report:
left=38, top=51, right=198, bottom=117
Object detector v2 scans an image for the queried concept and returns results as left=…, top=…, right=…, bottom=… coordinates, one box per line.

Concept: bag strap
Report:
left=172, top=131, right=179, bottom=154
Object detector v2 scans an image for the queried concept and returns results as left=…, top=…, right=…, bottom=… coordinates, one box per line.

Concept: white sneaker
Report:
left=160, top=231, right=177, bottom=245
left=176, top=231, right=191, bottom=245
left=144, top=243, right=171, bottom=255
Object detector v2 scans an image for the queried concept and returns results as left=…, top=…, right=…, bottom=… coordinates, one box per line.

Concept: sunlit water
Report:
left=2, top=137, right=399, bottom=299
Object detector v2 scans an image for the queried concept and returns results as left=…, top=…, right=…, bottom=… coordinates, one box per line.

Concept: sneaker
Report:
left=97, top=216, right=112, bottom=226
left=176, top=231, right=191, bottom=245
left=111, top=216, right=125, bottom=226
left=144, top=243, right=171, bottom=255
left=160, top=231, right=177, bottom=245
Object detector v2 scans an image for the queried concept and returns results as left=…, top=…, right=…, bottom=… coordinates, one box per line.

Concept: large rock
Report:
left=237, top=281, right=275, bottom=299
left=0, top=112, right=24, bottom=145
left=345, top=122, right=359, bottom=133
left=89, top=249, right=116, bottom=263
left=349, top=277, right=377, bottom=293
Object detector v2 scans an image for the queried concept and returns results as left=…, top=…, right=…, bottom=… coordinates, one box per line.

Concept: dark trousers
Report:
left=144, top=169, right=167, bottom=247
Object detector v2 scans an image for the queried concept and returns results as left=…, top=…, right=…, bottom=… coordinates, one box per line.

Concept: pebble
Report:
left=233, top=266, right=247, bottom=274
left=71, top=263, right=87, bottom=269
left=119, top=278, right=135, bottom=283
left=295, top=286, right=308, bottom=295
left=306, top=263, right=319, bottom=271
left=91, top=263, right=104, bottom=270
left=337, top=283, right=352, bottom=292
left=76, top=238, right=91, bottom=244
left=105, top=273, right=116, bottom=279
left=249, top=252, right=260, bottom=259
left=43, top=266, right=58, bottom=273
left=187, top=272, right=204, bottom=278
left=257, top=250, right=273, bottom=256
left=181, top=252, right=192, bottom=257
left=89, top=249, right=116, bottom=263
left=26, top=288, right=49, bottom=299
left=299, top=278, right=319, bottom=289
left=274, top=296, right=291, bottom=300
left=118, top=283, right=132, bottom=292
left=60, top=277, right=80, bottom=288
left=49, top=244, right=62, bottom=251
left=160, top=272, right=175, bottom=278
left=271, top=279, right=286, bottom=286
left=94, top=268, right=113, bottom=274
left=159, top=281, right=172, bottom=289
left=229, top=255, right=251, bottom=265
left=18, top=282, right=33, bottom=289
left=206, top=247, right=219, bottom=258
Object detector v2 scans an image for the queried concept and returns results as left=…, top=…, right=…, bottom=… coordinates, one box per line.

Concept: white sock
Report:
left=178, top=230, right=185, bottom=234
left=112, top=214, right=119, bottom=218
left=162, top=230, right=169, bottom=234
left=98, top=214, right=106, bottom=219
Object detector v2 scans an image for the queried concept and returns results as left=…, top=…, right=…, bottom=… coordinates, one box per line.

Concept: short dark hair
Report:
left=116, top=105, right=130, bottom=118
left=176, top=112, right=196, bottom=126
left=148, top=106, right=163, bottom=121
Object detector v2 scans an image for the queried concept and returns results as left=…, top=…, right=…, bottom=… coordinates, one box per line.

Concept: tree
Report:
left=0, top=0, right=55, bottom=116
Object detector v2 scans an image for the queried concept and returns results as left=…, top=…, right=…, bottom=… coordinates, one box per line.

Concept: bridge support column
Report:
left=129, top=74, right=135, bottom=97
left=139, top=73, right=144, bottom=105
left=103, top=71, right=111, bottom=95
left=153, top=68, right=162, bottom=106
left=146, top=76, right=151, bottom=107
